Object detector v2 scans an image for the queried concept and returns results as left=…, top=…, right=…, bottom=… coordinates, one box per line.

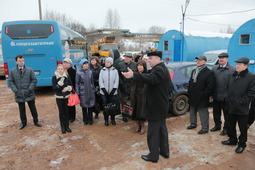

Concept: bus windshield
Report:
left=5, top=24, right=54, bottom=39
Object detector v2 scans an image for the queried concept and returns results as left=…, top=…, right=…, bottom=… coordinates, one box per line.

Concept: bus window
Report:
left=5, top=24, right=54, bottom=39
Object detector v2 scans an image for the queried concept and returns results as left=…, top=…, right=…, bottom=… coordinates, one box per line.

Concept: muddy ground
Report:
left=0, top=78, right=254, bottom=170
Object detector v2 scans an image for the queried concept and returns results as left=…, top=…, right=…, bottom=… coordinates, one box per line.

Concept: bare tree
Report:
left=87, top=23, right=98, bottom=32
left=43, top=9, right=86, bottom=35
left=104, top=8, right=121, bottom=29
left=219, top=25, right=236, bottom=34
left=148, top=25, right=166, bottom=34
left=226, top=25, right=235, bottom=34
left=86, top=23, right=101, bottom=45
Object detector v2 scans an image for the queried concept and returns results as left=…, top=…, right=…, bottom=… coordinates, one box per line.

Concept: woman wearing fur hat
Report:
left=76, top=59, right=95, bottom=125
left=52, top=64, right=73, bottom=134
left=99, top=57, right=119, bottom=126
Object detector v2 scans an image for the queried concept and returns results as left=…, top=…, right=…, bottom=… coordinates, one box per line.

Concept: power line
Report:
left=186, top=17, right=239, bottom=27
left=187, top=8, right=255, bottom=16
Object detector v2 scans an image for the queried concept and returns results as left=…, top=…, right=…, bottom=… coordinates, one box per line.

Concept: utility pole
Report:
left=181, top=0, right=190, bottom=61
left=38, top=0, right=42, bottom=20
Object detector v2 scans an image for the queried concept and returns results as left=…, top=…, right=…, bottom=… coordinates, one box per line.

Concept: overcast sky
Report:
left=0, top=0, right=255, bottom=33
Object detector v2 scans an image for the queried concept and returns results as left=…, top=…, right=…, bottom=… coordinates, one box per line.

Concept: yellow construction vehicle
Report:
left=89, top=45, right=99, bottom=56
left=151, top=40, right=159, bottom=51
left=89, top=35, right=119, bottom=57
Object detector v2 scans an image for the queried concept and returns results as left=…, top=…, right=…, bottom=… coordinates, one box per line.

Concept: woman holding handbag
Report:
left=52, top=64, right=73, bottom=134
left=99, top=57, right=119, bottom=126
left=63, top=58, right=77, bottom=123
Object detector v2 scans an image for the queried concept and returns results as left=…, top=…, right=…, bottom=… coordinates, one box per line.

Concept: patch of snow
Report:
left=70, top=135, right=84, bottom=140
left=131, top=141, right=144, bottom=148
left=49, top=156, right=68, bottom=167
left=0, top=145, right=10, bottom=156
left=87, top=136, right=106, bottom=152
left=185, top=30, right=232, bottom=38
left=25, top=138, right=38, bottom=147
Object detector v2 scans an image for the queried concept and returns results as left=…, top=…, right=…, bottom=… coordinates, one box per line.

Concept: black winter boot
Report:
left=61, top=124, right=66, bottom=134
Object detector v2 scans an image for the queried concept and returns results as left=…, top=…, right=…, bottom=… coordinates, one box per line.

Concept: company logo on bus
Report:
left=10, top=41, right=55, bottom=46
left=27, top=49, right=34, bottom=52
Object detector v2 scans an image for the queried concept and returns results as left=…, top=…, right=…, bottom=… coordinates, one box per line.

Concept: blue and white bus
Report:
left=2, top=20, right=87, bottom=86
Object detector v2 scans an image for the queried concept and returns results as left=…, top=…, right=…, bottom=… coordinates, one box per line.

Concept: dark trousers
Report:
left=82, top=107, right=93, bottom=123
left=228, top=114, right=248, bottom=147
left=68, top=106, right=76, bottom=121
left=248, top=100, right=255, bottom=126
left=56, top=98, right=70, bottom=130
left=18, top=100, right=39, bottom=124
left=147, top=119, right=169, bottom=161
left=101, top=95, right=117, bottom=121
left=213, top=100, right=229, bottom=130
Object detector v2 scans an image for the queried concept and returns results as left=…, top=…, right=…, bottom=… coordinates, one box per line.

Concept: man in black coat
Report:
left=248, top=100, right=255, bottom=128
left=122, top=51, right=172, bottom=163
left=116, top=53, right=137, bottom=122
left=222, top=57, right=255, bottom=154
left=187, top=55, right=214, bottom=134
left=9, top=55, right=42, bottom=129
left=210, top=53, right=235, bottom=136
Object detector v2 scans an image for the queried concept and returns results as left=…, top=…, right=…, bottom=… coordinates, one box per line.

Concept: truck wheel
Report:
left=172, top=95, right=189, bottom=116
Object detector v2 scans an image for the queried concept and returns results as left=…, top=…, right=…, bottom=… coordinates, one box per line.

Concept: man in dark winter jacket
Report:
left=122, top=51, right=172, bottom=163
left=248, top=100, right=255, bottom=128
left=210, top=53, right=235, bottom=136
left=9, top=55, right=42, bottom=129
left=116, top=53, right=136, bottom=122
left=222, top=57, right=255, bottom=154
left=187, top=55, right=214, bottom=134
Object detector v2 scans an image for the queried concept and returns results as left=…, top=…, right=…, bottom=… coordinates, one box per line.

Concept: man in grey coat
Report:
left=9, top=55, right=42, bottom=129
left=210, top=53, right=235, bottom=136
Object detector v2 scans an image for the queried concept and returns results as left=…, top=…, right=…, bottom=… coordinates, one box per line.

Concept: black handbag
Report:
left=103, top=103, right=117, bottom=116
left=93, top=103, right=100, bottom=114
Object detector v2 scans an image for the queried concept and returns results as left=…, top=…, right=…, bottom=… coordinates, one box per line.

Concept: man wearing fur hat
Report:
left=122, top=51, right=172, bottom=163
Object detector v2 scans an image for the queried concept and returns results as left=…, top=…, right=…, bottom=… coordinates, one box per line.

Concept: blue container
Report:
left=228, top=18, right=255, bottom=73
left=158, top=30, right=231, bottom=62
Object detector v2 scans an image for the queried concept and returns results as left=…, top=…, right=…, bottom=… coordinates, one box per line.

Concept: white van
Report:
left=201, top=49, right=227, bottom=65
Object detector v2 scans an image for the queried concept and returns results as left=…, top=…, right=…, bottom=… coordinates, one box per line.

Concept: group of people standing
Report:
left=9, top=50, right=254, bottom=164
left=187, top=52, right=255, bottom=154
left=52, top=49, right=156, bottom=134
left=9, top=50, right=172, bottom=164
left=52, top=50, right=172, bottom=163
